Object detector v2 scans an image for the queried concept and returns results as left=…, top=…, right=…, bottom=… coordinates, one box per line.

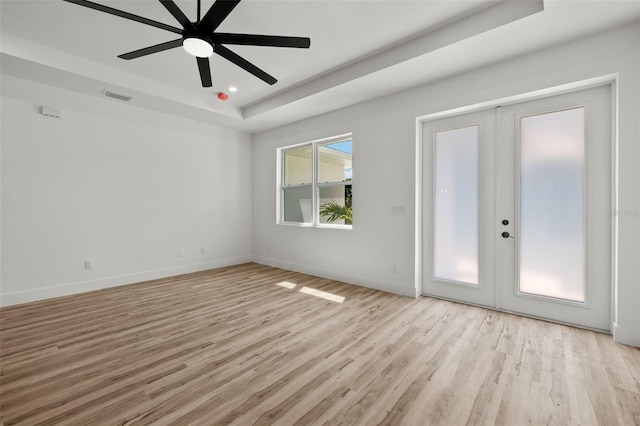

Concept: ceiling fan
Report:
left=61, top=0, right=311, bottom=87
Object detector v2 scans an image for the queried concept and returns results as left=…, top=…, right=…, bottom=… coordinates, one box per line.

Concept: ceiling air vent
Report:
left=102, top=89, right=134, bottom=102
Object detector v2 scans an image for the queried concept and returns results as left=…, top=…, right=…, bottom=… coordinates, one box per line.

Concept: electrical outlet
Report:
left=391, top=205, right=405, bottom=215
left=84, top=259, right=94, bottom=269
left=178, top=249, right=184, bottom=257
left=391, top=265, right=398, bottom=274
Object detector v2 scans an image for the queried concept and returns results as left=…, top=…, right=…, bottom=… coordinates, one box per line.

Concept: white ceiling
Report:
left=1, top=0, right=639, bottom=133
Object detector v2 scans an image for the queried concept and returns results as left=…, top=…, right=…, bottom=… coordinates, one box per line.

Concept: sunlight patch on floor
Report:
left=275, top=281, right=345, bottom=303
left=300, top=286, right=345, bottom=304
left=276, top=281, right=297, bottom=289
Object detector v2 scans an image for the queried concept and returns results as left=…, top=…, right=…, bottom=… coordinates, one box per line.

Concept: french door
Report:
left=421, top=85, right=612, bottom=331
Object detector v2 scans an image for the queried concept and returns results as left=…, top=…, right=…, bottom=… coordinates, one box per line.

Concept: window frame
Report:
left=277, top=133, right=353, bottom=229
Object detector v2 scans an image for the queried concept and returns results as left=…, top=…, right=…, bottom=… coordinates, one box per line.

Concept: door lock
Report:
left=501, top=231, right=515, bottom=239
left=502, top=219, right=509, bottom=226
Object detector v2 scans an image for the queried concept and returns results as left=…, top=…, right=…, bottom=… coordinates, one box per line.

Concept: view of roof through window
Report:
left=322, top=140, right=352, bottom=180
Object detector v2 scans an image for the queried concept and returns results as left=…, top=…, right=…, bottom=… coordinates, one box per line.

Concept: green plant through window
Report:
left=320, top=182, right=352, bottom=224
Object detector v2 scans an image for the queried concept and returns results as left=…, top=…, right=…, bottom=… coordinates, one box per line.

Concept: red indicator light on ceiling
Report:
left=217, top=92, right=229, bottom=101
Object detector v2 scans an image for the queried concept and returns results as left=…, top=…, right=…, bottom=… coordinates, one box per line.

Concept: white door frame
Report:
left=414, top=74, right=618, bottom=332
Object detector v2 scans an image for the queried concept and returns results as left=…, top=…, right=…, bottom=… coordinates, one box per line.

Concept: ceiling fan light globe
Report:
left=183, top=38, right=213, bottom=58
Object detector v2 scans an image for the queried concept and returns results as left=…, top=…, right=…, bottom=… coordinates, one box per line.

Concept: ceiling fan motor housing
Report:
left=182, top=34, right=215, bottom=58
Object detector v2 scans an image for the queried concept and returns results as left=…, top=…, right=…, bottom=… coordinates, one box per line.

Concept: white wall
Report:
left=1, top=78, right=253, bottom=306
left=252, top=22, right=640, bottom=346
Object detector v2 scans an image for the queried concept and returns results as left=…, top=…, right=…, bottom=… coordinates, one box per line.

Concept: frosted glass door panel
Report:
left=519, top=107, right=586, bottom=302
left=434, top=126, right=479, bottom=285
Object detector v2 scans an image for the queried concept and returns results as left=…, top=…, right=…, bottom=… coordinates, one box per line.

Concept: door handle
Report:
left=502, top=231, right=515, bottom=239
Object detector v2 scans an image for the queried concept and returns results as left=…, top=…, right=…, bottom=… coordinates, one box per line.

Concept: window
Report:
left=279, top=134, right=352, bottom=227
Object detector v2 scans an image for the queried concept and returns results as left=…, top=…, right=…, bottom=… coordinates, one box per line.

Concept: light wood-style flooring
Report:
left=1, top=263, right=639, bottom=425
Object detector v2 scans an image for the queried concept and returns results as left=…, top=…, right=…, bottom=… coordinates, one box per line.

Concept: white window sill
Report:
left=278, top=222, right=353, bottom=230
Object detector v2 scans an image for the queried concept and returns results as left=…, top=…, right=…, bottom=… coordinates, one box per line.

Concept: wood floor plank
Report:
left=1, top=263, right=638, bottom=425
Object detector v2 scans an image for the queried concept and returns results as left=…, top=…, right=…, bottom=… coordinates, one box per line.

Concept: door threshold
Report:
left=421, top=292, right=611, bottom=335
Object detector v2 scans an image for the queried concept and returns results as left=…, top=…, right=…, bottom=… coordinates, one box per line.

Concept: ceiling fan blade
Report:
left=118, top=39, right=183, bottom=60
left=214, top=44, right=277, bottom=85
left=61, top=0, right=183, bottom=35
left=199, top=0, right=241, bottom=34
left=212, top=33, right=310, bottom=48
left=197, top=57, right=213, bottom=87
left=158, top=0, right=195, bottom=30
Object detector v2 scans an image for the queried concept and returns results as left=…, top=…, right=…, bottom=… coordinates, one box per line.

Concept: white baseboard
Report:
left=613, top=322, right=640, bottom=347
left=252, top=255, right=417, bottom=298
left=0, top=256, right=252, bottom=307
